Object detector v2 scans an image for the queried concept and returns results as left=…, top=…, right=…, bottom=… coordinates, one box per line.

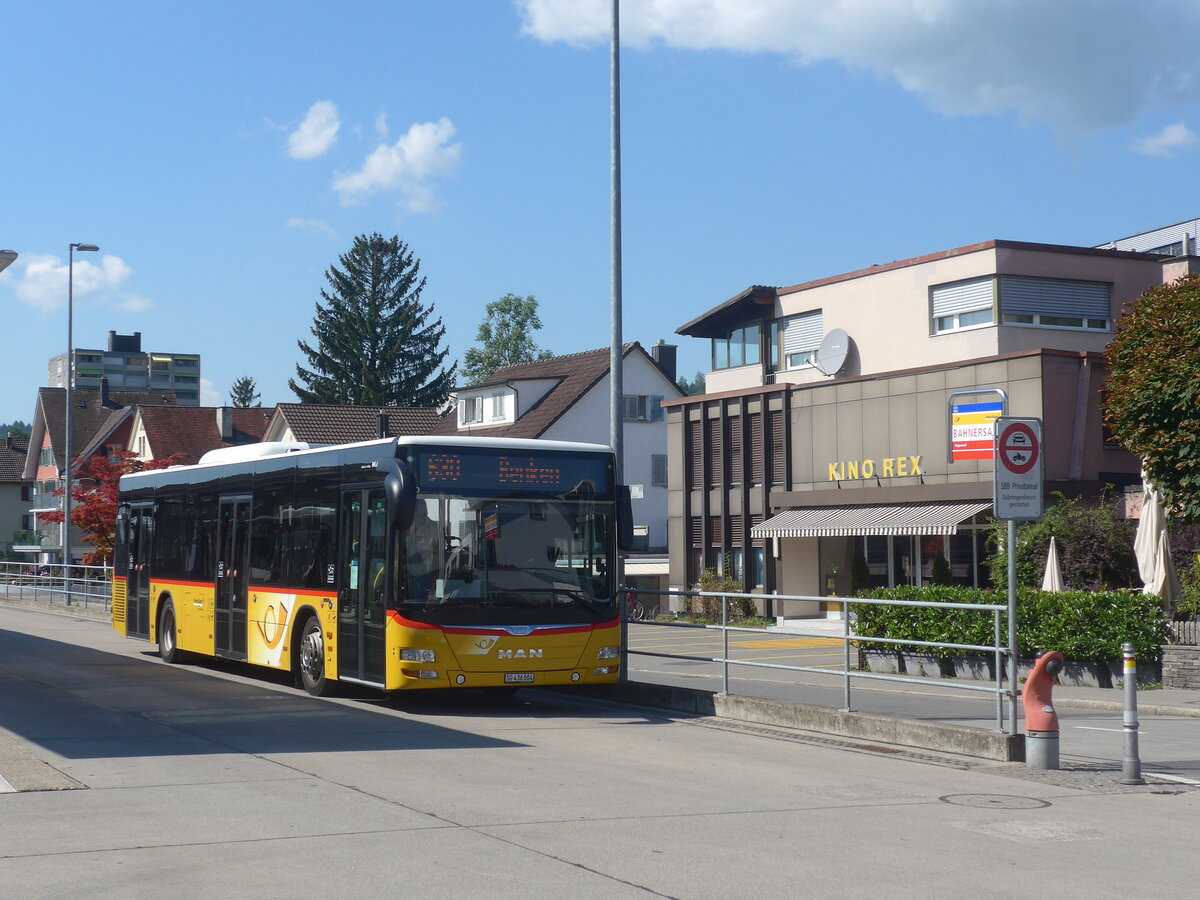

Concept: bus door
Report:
left=215, top=496, right=250, bottom=660
left=337, top=487, right=388, bottom=686
left=125, top=503, right=154, bottom=639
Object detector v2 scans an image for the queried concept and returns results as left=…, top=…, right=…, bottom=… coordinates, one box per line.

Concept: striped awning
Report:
left=751, top=501, right=992, bottom=538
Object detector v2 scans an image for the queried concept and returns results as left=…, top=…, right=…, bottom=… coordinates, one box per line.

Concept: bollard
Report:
left=1120, top=643, right=1145, bottom=785
left=1023, top=651, right=1064, bottom=770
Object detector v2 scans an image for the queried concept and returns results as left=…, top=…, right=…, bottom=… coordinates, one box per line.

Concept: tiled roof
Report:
left=139, top=406, right=272, bottom=464
left=0, top=437, right=29, bottom=484
left=274, top=404, right=443, bottom=445
left=430, top=343, right=641, bottom=439
left=36, top=388, right=180, bottom=472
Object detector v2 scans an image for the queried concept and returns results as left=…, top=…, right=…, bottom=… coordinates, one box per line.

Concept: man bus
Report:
left=113, top=436, right=630, bottom=696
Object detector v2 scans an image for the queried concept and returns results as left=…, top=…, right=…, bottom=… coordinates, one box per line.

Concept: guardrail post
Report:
left=1120, top=643, right=1144, bottom=785
left=994, top=609, right=1003, bottom=732
left=720, top=593, right=729, bottom=696
left=842, top=598, right=853, bottom=712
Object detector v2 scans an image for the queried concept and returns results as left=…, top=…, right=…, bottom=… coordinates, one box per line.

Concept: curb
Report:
left=568, top=680, right=1025, bottom=762
left=0, top=598, right=111, bottom=624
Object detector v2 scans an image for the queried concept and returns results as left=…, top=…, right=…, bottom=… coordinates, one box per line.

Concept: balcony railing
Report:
left=12, top=530, right=43, bottom=546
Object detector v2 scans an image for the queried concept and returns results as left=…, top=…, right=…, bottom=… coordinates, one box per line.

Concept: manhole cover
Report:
left=940, top=794, right=1051, bottom=809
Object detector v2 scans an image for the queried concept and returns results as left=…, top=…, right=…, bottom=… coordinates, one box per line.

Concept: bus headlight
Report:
left=401, top=649, right=436, bottom=662
left=596, top=646, right=620, bottom=659
left=592, top=665, right=617, bottom=675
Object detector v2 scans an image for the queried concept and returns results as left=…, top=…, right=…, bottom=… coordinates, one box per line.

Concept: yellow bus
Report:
left=112, top=436, right=630, bottom=695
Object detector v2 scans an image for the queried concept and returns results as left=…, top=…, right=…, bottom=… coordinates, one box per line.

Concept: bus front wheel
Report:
left=158, top=600, right=183, bottom=664
left=298, top=617, right=337, bottom=697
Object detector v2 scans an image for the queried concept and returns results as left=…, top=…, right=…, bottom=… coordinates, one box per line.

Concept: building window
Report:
left=489, top=394, right=506, bottom=421
left=651, top=454, right=667, bottom=487
left=711, top=323, right=761, bottom=370
left=999, top=276, right=1110, bottom=331
left=459, top=396, right=483, bottom=425
left=40, top=447, right=54, bottom=467
left=931, top=277, right=995, bottom=334
left=778, top=309, right=822, bottom=369
left=623, top=395, right=664, bottom=422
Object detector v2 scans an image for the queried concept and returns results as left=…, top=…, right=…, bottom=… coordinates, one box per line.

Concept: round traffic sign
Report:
left=999, top=422, right=1039, bottom=475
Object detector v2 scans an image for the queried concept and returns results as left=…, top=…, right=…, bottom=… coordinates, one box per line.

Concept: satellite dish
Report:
left=812, top=329, right=850, bottom=376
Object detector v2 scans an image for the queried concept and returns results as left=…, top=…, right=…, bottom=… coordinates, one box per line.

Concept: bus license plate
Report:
left=504, top=673, right=535, bottom=684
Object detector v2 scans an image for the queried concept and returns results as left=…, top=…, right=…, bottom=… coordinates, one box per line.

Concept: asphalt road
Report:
left=2, top=606, right=1198, bottom=899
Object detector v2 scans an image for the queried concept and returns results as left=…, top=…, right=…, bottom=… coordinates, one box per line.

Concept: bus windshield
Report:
left=401, top=494, right=616, bottom=625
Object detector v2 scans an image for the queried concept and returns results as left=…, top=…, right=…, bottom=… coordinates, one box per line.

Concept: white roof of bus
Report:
left=121, top=435, right=615, bottom=482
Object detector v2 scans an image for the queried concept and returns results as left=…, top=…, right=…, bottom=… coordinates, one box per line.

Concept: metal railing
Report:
left=622, top=587, right=1015, bottom=734
left=0, top=561, right=113, bottom=611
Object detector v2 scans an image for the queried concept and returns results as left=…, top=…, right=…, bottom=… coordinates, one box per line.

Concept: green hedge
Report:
left=853, top=585, right=1170, bottom=664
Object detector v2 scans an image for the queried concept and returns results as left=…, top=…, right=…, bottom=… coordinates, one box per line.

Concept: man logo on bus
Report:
left=498, top=648, right=543, bottom=659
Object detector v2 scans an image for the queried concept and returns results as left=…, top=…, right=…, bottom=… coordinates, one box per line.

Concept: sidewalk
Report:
left=770, top=616, right=1200, bottom=718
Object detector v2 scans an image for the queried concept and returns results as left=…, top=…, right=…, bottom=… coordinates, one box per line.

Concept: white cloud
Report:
left=8, top=252, right=134, bottom=312
left=286, top=217, right=339, bottom=239
left=117, top=293, right=154, bottom=313
left=374, top=109, right=389, bottom=139
left=200, top=378, right=220, bottom=407
left=1133, top=121, right=1200, bottom=157
left=518, top=0, right=1200, bottom=136
left=287, top=100, right=340, bottom=160
left=332, top=118, right=462, bottom=211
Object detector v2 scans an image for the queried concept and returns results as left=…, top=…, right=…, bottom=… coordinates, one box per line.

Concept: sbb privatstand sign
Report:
left=993, top=417, right=1043, bottom=521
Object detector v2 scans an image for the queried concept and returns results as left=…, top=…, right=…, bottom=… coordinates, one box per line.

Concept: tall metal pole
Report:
left=64, top=245, right=75, bottom=604
left=611, top=0, right=627, bottom=681
left=610, top=0, right=623, bottom=482
left=1007, top=518, right=1018, bottom=733
left=63, top=242, right=98, bottom=605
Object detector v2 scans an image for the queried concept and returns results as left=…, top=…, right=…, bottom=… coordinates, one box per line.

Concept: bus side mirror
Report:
left=378, top=458, right=417, bottom=532
left=616, top=485, right=634, bottom=552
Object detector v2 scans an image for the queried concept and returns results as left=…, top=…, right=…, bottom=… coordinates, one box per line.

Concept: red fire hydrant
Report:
left=1023, top=651, right=1064, bottom=769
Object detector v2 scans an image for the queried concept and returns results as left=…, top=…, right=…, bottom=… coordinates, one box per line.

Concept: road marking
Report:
left=0, top=773, right=16, bottom=793
left=1074, top=726, right=1144, bottom=734
left=731, top=639, right=841, bottom=649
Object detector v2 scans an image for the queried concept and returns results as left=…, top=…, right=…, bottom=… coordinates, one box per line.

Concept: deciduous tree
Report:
left=290, top=233, right=456, bottom=406
left=42, top=451, right=185, bottom=565
left=1105, top=273, right=1200, bottom=522
left=461, top=293, right=552, bottom=385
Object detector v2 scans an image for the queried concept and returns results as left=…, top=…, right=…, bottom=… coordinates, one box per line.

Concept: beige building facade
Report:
left=667, top=237, right=1198, bottom=616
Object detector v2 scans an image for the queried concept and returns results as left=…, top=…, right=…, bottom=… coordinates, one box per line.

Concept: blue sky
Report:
left=3, top=0, right=1200, bottom=426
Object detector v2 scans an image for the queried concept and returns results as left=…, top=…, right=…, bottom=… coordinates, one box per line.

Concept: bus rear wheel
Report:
left=159, top=600, right=183, bottom=664
left=298, top=617, right=337, bottom=697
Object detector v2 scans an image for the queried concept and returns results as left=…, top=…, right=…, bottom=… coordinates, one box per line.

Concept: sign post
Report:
left=993, top=417, right=1044, bottom=734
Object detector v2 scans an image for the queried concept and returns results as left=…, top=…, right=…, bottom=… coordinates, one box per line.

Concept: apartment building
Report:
left=48, top=330, right=201, bottom=406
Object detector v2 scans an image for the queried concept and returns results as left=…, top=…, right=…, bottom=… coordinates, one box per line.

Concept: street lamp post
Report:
left=64, top=242, right=99, bottom=605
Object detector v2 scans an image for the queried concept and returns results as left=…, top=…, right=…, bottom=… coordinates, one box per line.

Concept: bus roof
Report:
left=119, top=435, right=615, bottom=489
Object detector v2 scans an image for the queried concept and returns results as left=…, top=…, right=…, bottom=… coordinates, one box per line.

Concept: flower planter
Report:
left=860, top=650, right=1160, bottom=688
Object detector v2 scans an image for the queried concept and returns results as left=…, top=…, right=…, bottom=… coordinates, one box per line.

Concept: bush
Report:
left=691, top=568, right=754, bottom=620
left=854, top=585, right=1170, bottom=664
left=986, top=491, right=1137, bottom=591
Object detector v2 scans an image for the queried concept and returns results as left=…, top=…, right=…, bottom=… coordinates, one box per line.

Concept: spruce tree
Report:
left=229, top=375, right=261, bottom=408
left=289, top=233, right=456, bottom=407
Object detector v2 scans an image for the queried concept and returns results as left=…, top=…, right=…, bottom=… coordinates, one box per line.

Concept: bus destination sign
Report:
left=414, top=448, right=610, bottom=495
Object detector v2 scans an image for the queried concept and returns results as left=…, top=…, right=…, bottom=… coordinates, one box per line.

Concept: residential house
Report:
left=430, top=342, right=684, bottom=553
left=263, top=404, right=443, bottom=445
left=667, top=232, right=1199, bottom=616
left=22, top=382, right=179, bottom=563
left=0, top=436, right=32, bottom=559
left=127, top=406, right=272, bottom=464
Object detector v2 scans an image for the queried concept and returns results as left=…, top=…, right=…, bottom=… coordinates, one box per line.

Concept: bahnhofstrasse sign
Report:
left=827, top=456, right=923, bottom=482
